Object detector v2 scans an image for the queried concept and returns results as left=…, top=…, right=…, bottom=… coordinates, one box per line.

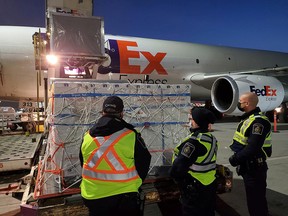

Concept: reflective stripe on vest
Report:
left=189, top=133, right=217, bottom=172
left=232, top=113, right=272, bottom=157
left=82, top=128, right=139, bottom=181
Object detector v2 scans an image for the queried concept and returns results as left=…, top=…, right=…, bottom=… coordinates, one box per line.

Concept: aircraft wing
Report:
left=190, top=66, right=288, bottom=89
left=201, top=65, right=288, bottom=79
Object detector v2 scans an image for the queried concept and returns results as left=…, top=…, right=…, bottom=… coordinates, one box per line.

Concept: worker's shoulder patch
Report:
left=252, top=123, right=264, bottom=135
left=181, top=142, right=195, bottom=158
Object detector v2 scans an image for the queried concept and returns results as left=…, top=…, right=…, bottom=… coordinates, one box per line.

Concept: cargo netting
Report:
left=34, top=80, right=191, bottom=198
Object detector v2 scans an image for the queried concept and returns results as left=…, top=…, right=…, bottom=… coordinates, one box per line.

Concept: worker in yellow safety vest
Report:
left=170, top=107, right=218, bottom=216
left=79, top=96, right=151, bottom=216
left=229, top=92, right=272, bottom=216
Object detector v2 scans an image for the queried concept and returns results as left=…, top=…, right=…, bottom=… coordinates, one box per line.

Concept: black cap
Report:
left=102, top=96, right=124, bottom=113
left=191, top=108, right=216, bottom=129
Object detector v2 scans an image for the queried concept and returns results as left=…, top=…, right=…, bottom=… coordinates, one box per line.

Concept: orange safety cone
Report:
left=273, top=110, right=279, bottom=133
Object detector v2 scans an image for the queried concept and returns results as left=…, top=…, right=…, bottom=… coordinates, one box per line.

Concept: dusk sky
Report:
left=1, top=0, right=288, bottom=52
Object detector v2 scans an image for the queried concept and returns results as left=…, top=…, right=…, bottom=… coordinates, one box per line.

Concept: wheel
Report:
left=26, top=122, right=36, bottom=133
left=9, top=123, right=18, bottom=131
left=21, top=122, right=28, bottom=132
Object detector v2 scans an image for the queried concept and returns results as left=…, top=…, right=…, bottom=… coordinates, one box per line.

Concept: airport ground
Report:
left=1, top=121, right=288, bottom=216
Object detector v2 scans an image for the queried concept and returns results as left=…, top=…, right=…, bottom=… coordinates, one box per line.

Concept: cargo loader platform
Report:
left=0, top=134, right=43, bottom=172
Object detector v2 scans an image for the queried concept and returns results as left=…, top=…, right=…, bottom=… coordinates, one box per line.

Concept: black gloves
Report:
left=229, top=154, right=239, bottom=167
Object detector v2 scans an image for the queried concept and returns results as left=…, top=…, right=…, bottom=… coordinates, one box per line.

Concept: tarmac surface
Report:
left=1, top=121, right=288, bottom=216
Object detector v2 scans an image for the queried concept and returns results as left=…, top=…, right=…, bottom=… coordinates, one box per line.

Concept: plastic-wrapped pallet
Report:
left=35, top=79, right=191, bottom=197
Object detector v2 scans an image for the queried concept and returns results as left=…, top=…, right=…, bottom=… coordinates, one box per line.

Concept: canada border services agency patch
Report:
left=252, top=123, right=264, bottom=135
left=181, top=142, right=195, bottom=158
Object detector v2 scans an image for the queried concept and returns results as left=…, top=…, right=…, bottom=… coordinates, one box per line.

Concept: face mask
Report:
left=237, top=102, right=245, bottom=112
left=188, top=121, right=193, bottom=128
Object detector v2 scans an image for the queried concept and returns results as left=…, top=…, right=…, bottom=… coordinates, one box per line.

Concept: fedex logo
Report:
left=250, top=86, right=277, bottom=96
left=98, top=39, right=167, bottom=75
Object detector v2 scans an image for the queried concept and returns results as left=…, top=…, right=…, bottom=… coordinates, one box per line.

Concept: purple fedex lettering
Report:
left=250, top=86, right=277, bottom=96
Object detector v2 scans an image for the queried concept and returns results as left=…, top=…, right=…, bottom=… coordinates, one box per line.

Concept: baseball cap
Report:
left=102, top=96, right=124, bottom=113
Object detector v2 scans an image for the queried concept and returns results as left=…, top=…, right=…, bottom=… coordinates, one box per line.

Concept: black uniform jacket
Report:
left=170, top=128, right=209, bottom=182
left=79, top=115, right=151, bottom=181
left=230, top=107, right=272, bottom=163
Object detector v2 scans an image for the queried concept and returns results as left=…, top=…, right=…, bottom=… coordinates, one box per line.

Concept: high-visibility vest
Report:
left=80, top=128, right=142, bottom=200
left=232, top=113, right=272, bottom=158
left=173, top=132, right=218, bottom=186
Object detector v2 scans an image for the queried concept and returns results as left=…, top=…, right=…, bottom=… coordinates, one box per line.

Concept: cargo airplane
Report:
left=0, top=26, right=288, bottom=121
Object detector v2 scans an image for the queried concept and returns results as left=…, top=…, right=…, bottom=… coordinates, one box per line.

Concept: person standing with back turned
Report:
left=229, top=92, right=272, bottom=216
left=170, top=107, right=218, bottom=216
left=79, top=96, right=151, bottom=216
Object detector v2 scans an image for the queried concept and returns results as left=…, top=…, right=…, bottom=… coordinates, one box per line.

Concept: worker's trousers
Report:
left=179, top=179, right=217, bottom=216
left=242, top=162, right=269, bottom=216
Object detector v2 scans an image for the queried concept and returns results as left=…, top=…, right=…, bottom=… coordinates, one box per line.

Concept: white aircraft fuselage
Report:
left=1, top=26, right=288, bottom=117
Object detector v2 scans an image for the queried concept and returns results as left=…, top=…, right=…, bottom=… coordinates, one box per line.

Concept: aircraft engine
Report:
left=211, top=75, right=285, bottom=116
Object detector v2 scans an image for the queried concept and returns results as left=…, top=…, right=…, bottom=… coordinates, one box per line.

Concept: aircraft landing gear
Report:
left=266, top=102, right=288, bottom=123
left=278, top=103, right=288, bottom=123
